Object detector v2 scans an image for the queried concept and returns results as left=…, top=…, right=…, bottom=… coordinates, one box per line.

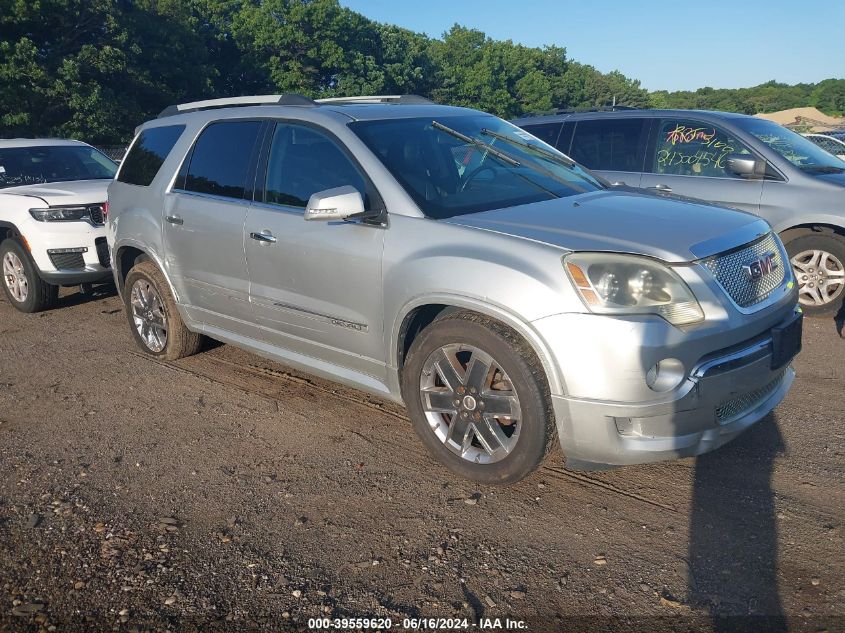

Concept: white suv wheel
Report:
left=2, top=251, right=29, bottom=303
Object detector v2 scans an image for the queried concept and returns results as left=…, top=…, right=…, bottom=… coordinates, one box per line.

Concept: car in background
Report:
left=805, top=132, right=845, bottom=160
left=106, top=95, right=800, bottom=483
left=0, top=139, right=116, bottom=312
left=513, top=109, right=845, bottom=316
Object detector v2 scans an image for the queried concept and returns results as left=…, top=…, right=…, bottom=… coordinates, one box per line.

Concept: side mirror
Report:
left=726, top=154, right=765, bottom=179
left=304, top=186, right=366, bottom=222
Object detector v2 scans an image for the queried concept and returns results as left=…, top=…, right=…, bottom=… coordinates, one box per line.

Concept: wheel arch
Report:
left=393, top=296, right=564, bottom=397
left=113, top=241, right=180, bottom=302
left=0, top=221, right=23, bottom=243
left=776, top=222, right=845, bottom=244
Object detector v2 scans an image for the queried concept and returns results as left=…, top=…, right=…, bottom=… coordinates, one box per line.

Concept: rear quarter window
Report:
left=117, top=125, right=186, bottom=186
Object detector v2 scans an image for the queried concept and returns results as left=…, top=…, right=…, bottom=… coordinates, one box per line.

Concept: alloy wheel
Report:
left=419, top=344, right=521, bottom=464
left=2, top=251, right=29, bottom=304
left=130, top=279, right=168, bottom=353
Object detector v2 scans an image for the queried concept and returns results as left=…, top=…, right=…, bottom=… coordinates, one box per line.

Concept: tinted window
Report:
left=350, top=115, right=602, bottom=220
left=0, top=145, right=116, bottom=189
left=264, top=124, right=369, bottom=208
left=118, top=125, right=185, bottom=186
left=519, top=122, right=562, bottom=147
left=569, top=118, right=648, bottom=171
left=184, top=121, right=262, bottom=199
left=652, top=119, right=752, bottom=178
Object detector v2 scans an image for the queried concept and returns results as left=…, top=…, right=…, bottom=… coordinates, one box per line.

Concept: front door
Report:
left=640, top=117, right=763, bottom=213
left=244, top=122, right=387, bottom=380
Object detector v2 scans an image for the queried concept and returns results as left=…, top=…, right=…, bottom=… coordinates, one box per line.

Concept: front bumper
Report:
left=539, top=308, right=800, bottom=469
left=26, top=220, right=112, bottom=286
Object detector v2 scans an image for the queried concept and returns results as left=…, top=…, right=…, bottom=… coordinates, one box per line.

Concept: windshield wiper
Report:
left=800, top=165, right=845, bottom=174
left=431, top=121, right=521, bottom=167
left=480, top=128, right=576, bottom=167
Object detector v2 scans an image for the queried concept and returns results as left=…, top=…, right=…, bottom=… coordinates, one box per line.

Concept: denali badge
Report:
left=742, top=251, right=778, bottom=281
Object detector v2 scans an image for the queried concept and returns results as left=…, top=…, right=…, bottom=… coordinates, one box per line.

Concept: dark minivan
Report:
left=513, top=109, right=845, bottom=315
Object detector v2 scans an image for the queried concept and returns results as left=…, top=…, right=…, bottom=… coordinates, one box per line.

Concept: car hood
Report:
left=441, top=189, right=770, bottom=263
left=808, top=170, right=845, bottom=187
left=1, top=179, right=111, bottom=206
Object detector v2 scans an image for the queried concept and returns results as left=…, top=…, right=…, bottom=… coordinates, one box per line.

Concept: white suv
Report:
left=0, top=139, right=116, bottom=312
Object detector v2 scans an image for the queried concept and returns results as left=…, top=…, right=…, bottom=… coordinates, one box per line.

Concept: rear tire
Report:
left=0, top=238, right=58, bottom=313
left=784, top=233, right=845, bottom=316
left=123, top=260, right=202, bottom=360
left=401, top=310, right=556, bottom=484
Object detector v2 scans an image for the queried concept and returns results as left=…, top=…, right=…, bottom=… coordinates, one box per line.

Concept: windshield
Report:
left=349, top=115, right=603, bottom=219
left=0, top=145, right=117, bottom=189
left=734, top=118, right=845, bottom=173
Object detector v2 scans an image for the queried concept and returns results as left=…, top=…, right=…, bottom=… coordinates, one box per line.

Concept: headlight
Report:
left=564, top=253, right=704, bottom=326
left=29, top=206, right=90, bottom=222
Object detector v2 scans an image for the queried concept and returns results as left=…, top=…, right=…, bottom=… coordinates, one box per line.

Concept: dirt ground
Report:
left=0, top=286, right=842, bottom=632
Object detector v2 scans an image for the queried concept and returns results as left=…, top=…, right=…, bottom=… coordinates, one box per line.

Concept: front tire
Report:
left=785, top=233, right=845, bottom=316
left=401, top=311, right=556, bottom=484
left=123, top=260, right=202, bottom=360
left=0, top=238, right=58, bottom=313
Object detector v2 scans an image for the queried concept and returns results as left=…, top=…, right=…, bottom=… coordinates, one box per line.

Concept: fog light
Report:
left=645, top=358, right=685, bottom=392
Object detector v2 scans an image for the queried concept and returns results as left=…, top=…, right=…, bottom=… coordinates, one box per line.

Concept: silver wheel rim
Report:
left=130, top=279, right=167, bottom=353
left=420, top=344, right=521, bottom=464
left=791, top=249, right=845, bottom=307
left=2, top=251, right=29, bottom=303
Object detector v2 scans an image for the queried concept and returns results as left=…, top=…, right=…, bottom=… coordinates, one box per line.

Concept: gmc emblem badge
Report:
left=743, top=251, right=778, bottom=281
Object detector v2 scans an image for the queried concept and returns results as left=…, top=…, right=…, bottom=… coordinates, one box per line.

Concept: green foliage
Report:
left=1, top=0, right=840, bottom=144
left=656, top=80, right=845, bottom=117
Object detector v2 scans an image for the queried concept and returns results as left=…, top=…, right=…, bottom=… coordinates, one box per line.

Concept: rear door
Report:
left=640, top=117, right=763, bottom=213
left=567, top=117, right=649, bottom=187
left=244, top=121, right=387, bottom=380
left=164, top=120, right=264, bottom=331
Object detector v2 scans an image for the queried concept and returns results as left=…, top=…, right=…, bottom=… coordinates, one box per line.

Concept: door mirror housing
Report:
left=304, top=186, right=367, bottom=222
left=726, top=154, right=765, bottom=179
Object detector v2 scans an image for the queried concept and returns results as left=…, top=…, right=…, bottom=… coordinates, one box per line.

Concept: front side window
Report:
left=350, top=115, right=602, bottom=220
left=0, top=144, right=117, bottom=189
left=734, top=118, right=845, bottom=174
left=569, top=118, right=648, bottom=172
left=118, top=125, right=184, bottom=186
left=182, top=121, right=263, bottom=199
left=263, top=123, right=369, bottom=208
left=652, top=119, right=752, bottom=178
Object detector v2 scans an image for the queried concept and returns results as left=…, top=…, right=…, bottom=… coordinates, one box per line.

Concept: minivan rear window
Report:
left=117, top=125, right=185, bottom=186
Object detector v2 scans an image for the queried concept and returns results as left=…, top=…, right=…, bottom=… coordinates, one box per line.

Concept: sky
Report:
left=339, top=0, right=844, bottom=92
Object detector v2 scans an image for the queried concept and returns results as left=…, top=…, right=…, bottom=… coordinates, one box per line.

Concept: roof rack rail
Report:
left=157, top=94, right=316, bottom=118
left=554, top=105, right=639, bottom=114
left=315, top=95, right=434, bottom=105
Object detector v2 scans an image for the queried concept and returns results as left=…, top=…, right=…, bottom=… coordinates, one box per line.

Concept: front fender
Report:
left=391, top=293, right=567, bottom=396
left=383, top=215, right=585, bottom=397
left=771, top=212, right=845, bottom=236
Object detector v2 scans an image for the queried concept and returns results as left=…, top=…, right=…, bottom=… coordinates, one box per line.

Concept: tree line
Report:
left=1, top=0, right=842, bottom=145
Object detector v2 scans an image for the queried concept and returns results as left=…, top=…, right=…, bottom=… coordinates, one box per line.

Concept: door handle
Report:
left=649, top=184, right=673, bottom=193
left=165, top=215, right=184, bottom=225
left=250, top=231, right=277, bottom=244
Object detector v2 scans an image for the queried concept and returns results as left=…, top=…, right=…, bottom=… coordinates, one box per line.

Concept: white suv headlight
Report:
left=29, top=206, right=90, bottom=222
left=564, top=253, right=704, bottom=326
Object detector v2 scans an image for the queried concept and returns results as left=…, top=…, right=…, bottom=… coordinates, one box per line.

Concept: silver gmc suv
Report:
left=107, top=95, right=802, bottom=484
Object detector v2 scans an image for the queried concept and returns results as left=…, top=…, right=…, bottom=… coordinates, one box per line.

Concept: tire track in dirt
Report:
left=129, top=349, right=681, bottom=513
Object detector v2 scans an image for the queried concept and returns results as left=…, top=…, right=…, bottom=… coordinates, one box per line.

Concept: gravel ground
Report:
left=0, top=286, right=842, bottom=632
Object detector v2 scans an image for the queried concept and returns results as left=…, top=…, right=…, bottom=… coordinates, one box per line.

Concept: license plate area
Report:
left=771, top=311, right=802, bottom=371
